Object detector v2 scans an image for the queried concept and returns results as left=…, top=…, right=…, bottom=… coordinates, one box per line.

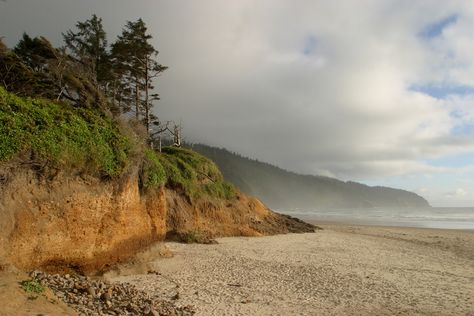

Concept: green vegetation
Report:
left=2, top=15, right=167, bottom=142
left=20, top=279, right=44, bottom=294
left=0, top=87, right=131, bottom=177
left=0, top=87, right=235, bottom=200
left=143, top=149, right=166, bottom=188
left=156, top=146, right=236, bottom=200
left=0, top=16, right=238, bottom=207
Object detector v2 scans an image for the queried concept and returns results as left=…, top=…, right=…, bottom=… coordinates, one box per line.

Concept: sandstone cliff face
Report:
left=0, top=166, right=314, bottom=273
left=0, top=167, right=168, bottom=273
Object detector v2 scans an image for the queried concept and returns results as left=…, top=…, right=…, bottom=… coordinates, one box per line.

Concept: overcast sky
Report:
left=1, top=0, right=474, bottom=206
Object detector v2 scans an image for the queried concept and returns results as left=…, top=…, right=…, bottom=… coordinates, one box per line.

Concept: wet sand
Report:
left=111, top=224, right=474, bottom=315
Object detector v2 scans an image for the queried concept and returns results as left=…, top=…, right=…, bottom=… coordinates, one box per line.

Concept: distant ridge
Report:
left=190, top=144, right=430, bottom=210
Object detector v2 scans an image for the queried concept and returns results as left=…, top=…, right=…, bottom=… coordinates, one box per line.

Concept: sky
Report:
left=1, top=0, right=474, bottom=206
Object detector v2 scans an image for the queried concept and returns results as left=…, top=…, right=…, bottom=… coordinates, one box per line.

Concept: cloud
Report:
left=1, top=0, right=474, bottom=203
left=456, top=188, right=467, bottom=197
left=445, top=188, right=468, bottom=198
left=145, top=1, right=474, bottom=181
left=419, top=14, right=458, bottom=39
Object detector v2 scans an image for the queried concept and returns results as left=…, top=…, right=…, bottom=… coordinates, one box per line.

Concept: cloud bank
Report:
left=153, top=1, right=474, bottom=181
left=1, top=0, right=474, bottom=204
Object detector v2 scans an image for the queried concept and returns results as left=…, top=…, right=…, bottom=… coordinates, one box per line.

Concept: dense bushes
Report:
left=144, top=146, right=236, bottom=200
left=0, top=87, right=131, bottom=177
left=142, top=149, right=167, bottom=188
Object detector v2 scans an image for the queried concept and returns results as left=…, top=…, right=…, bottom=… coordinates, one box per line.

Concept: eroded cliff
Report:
left=0, top=165, right=314, bottom=273
left=0, top=87, right=314, bottom=273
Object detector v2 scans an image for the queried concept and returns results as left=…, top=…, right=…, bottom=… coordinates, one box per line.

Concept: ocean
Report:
left=281, top=207, right=474, bottom=230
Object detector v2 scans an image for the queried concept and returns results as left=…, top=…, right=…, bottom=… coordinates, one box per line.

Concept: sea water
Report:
left=281, top=207, right=474, bottom=230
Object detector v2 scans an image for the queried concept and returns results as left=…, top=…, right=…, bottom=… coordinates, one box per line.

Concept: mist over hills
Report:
left=190, top=144, right=430, bottom=210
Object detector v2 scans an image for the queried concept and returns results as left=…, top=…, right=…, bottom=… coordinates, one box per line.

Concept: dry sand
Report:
left=0, top=270, right=76, bottom=316
left=111, top=224, right=474, bottom=316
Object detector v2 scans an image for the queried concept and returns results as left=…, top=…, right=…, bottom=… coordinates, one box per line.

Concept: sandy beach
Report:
left=110, top=223, right=474, bottom=316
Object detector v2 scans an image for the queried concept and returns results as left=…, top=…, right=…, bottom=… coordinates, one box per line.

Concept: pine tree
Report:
left=1, top=38, right=50, bottom=97
left=63, top=14, right=110, bottom=88
left=10, top=34, right=106, bottom=109
left=111, top=19, right=167, bottom=137
left=14, top=33, right=55, bottom=71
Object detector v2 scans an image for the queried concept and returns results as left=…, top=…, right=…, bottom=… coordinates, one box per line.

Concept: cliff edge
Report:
left=0, top=166, right=313, bottom=274
left=0, top=87, right=315, bottom=273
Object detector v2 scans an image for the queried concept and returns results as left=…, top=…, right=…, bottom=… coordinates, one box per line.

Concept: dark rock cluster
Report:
left=29, top=271, right=195, bottom=316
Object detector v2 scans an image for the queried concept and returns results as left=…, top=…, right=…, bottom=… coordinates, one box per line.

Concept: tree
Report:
left=149, top=120, right=182, bottom=152
left=2, top=36, right=62, bottom=99
left=14, top=33, right=55, bottom=71
left=111, top=19, right=167, bottom=138
left=1, top=38, right=46, bottom=96
left=63, top=14, right=110, bottom=88
left=9, top=34, right=106, bottom=109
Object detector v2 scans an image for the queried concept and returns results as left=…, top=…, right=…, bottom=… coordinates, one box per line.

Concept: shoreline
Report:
left=277, top=206, right=474, bottom=231
left=291, top=215, right=474, bottom=231
left=308, top=219, right=474, bottom=232
left=110, top=223, right=474, bottom=316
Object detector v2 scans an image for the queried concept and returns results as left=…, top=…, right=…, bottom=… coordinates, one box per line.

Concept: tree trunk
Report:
left=135, top=79, right=139, bottom=120
left=173, top=125, right=181, bottom=147
left=144, top=56, right=150, bottom=137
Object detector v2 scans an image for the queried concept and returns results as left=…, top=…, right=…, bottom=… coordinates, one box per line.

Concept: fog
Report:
left=1, top=0, right=474, bottom=205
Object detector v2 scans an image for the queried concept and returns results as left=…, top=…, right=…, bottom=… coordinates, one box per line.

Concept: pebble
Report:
left=29, top=271, right=195, bottom=316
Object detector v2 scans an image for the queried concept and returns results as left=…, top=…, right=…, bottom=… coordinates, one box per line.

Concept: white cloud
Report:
left=445, top=188, right=468, bottom=198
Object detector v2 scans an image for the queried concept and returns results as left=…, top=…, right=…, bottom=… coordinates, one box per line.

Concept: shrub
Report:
left=142, top=149, right=166, bottom=188
left=20, top=279, right=44, bottom=294
left=0, top=87, right=131, bottom=177
left=158, top=146, right=236, bottom=200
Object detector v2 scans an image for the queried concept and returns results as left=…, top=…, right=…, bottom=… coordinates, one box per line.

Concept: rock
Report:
left=29, top=270, right=195, bottom=316
left=143, top=305, right=151, bottom=314
left=87, top=286, right=96, bottom=297
left=171, top=292, right=180, bottom=300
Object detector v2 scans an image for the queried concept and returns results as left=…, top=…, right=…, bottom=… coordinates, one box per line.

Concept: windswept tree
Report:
left=63, top=14, right=111, bottom=88
left=10, top=34, right=106, bottom=108
left=14, top=33, right=56, bottom=71
left=111, top=18, right=167, bottom=137
left=1, top=38, right=49, bottom=97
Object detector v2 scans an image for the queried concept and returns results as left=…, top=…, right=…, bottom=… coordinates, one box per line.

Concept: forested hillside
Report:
left=190, top=144, right=430, bottom=210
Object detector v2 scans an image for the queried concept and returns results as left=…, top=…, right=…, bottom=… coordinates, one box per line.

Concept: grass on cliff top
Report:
left=142, top=148, right=167, bottom=188
left=0, top=86, right=131, bottom=177
left=0, top=87, right=235, bottom=200
left=143, top=146, right=236, bottom=200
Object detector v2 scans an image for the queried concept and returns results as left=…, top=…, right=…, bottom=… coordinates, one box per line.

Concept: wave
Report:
left=279, top=207, right=474, bottom=230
